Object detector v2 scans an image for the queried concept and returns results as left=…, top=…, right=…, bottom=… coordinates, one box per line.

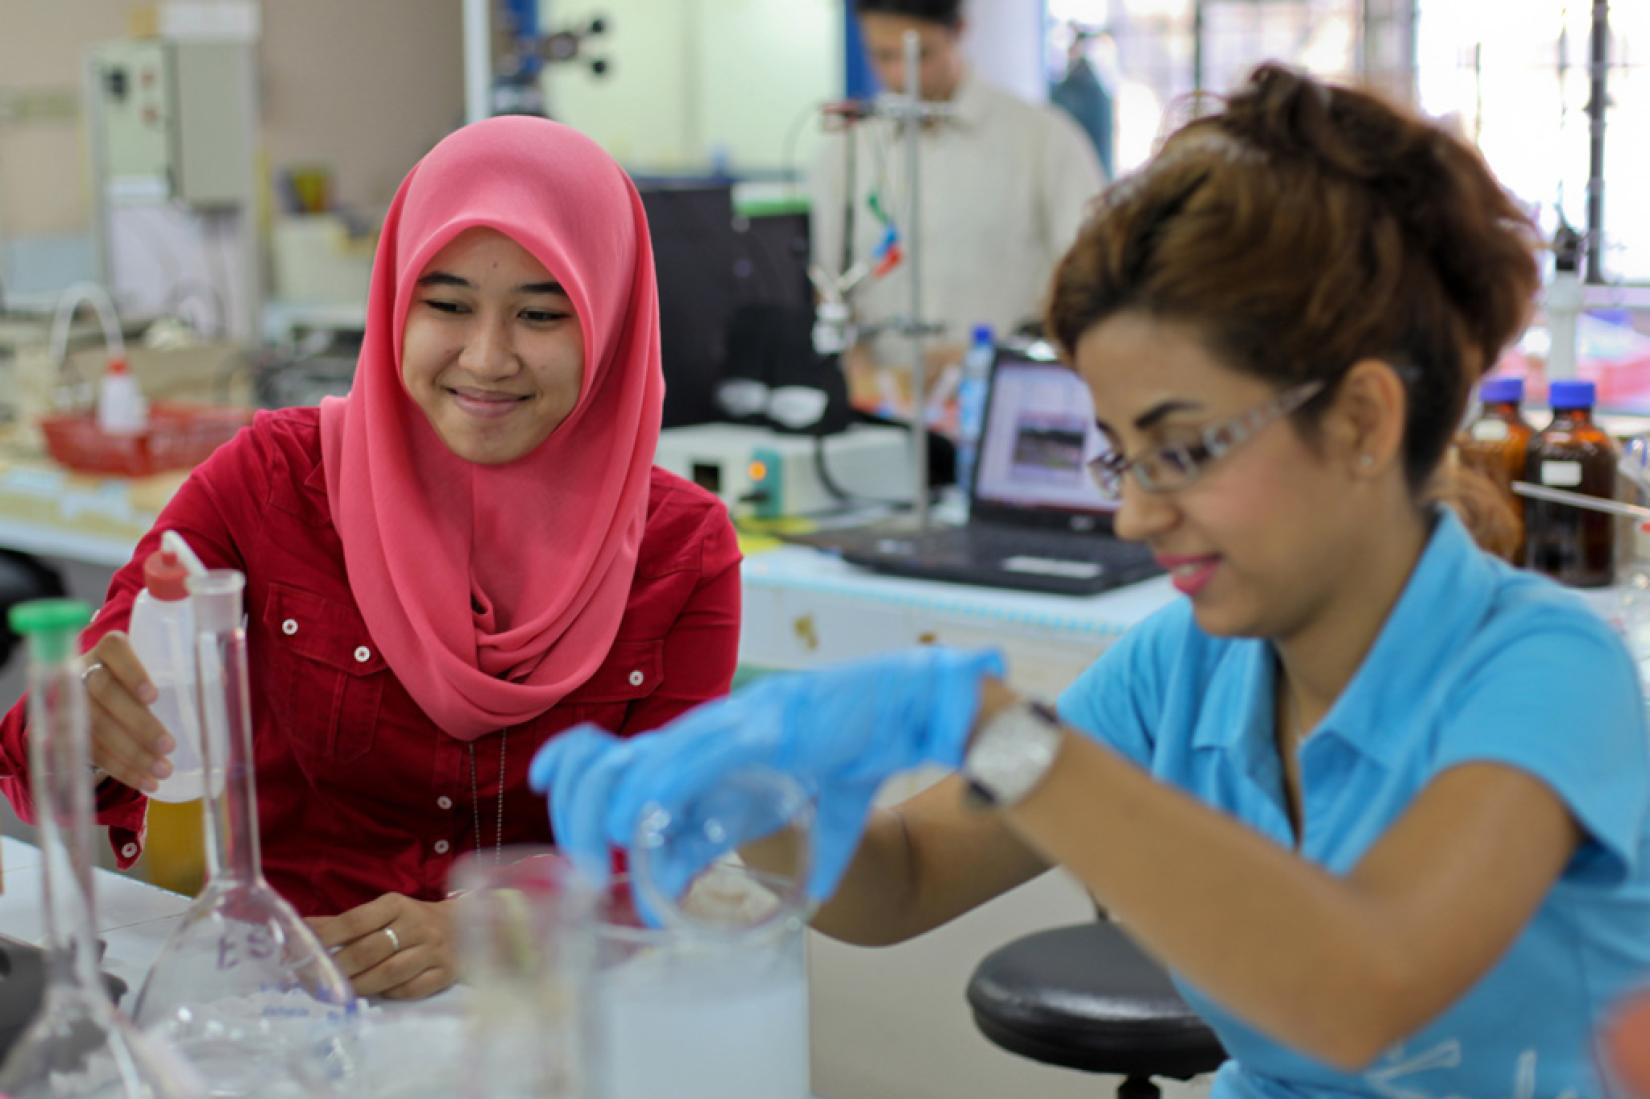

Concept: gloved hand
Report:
left=528, top=646, right=1004, bottom=904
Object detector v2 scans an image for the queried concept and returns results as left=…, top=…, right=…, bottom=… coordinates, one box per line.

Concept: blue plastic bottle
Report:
left=955, top=324, right=994, bottom=507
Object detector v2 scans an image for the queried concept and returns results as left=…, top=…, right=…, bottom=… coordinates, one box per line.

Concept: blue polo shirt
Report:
left=1058, top=509, right=1650, bottom=1098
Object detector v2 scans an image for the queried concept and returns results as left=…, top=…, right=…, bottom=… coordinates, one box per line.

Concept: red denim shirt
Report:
left=0, top=407, right=742, bottom=915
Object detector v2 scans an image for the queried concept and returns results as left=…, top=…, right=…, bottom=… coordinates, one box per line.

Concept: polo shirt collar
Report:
left=1191, top=508, right=1495, bottom=769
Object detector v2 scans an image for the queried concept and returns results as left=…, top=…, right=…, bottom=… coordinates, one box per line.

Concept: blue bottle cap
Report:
left=1549, top=379, right=1596, bottom=410
left=1478, top=376, right=1523, bottom=404
left=970, top=324, right=994, bottom=346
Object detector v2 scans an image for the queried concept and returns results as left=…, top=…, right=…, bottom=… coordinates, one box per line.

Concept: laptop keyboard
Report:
left=906, top=522, right=1146, bottom=566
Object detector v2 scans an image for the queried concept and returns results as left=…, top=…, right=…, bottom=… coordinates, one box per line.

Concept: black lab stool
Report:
left=967, top=921, right=1227, bottom=1097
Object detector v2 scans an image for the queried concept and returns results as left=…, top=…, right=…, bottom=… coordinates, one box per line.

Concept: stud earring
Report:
left=1358, top=454, right=1375, bottom=469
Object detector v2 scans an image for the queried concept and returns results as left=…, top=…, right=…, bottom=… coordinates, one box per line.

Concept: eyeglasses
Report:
left=1086, top=379, right=1326, bottom=499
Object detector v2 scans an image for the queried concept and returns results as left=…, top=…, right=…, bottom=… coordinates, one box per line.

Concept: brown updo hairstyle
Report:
left=1047, top=63, right=1542, bottom=497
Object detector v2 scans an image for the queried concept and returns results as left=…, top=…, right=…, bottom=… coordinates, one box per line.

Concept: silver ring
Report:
left=383, top=926, right=401, bottom=953
left=81, top=661, right=106, bottom=684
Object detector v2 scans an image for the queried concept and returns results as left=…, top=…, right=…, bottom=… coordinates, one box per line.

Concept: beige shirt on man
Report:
left=809, top=69, right=1106, bottom=372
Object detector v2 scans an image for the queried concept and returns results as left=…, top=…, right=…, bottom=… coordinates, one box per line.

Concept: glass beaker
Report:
left=132, top=571, right=360, bottom=1095
left=0, top=599, right=203, bottom=1098
left=595, top=868, right=811, bottom=1099
left=597, top=768, right=815, bottom=1099
left=440, top=847, right=601, bottom=1099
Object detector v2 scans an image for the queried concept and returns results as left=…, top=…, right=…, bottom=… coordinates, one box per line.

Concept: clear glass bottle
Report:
left=133, top=571, right=360, bottom=1096
left=1524, top=379, right=1620, bottom=587
left=954, top=324, right=995, bottom=505
left=0, top=599, right=202, bottom=1099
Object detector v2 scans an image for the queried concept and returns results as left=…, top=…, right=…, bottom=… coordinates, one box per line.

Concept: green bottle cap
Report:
left=7, top=599, right=92, bottom=663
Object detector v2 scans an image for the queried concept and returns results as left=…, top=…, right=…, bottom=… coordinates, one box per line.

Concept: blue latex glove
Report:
left=528, top=646, right=1005, bottom=904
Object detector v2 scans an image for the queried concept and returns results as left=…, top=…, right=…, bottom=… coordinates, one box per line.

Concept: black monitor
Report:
left=637, top=182, right=812, bottom=428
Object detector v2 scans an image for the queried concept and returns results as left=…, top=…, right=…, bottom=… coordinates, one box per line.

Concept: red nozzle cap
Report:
left=143, top=550, right=190, bottom=601
left=106, top=357, right=129, bottom=375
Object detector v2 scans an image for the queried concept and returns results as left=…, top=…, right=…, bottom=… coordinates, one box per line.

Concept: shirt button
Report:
left=120, top=842, right=140, bottom=859
left=281, top=618, right=298, bottom=636
left=354, top=646, right=372, bottom=663
left=628, top=669, right=645, bottom=687
left=437, top=796, right=453, bottom=810
left=433, top=839, right=450, bottom=854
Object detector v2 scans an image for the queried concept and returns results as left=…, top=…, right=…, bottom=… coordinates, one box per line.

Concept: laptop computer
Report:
left=794, top=344, right=1162, bottom=596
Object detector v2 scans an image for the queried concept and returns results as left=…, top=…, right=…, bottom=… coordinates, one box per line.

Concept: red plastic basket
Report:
left=40, top=402, right=253, bottom=477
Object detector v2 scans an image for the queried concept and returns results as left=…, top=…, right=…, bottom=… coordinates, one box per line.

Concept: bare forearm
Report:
left=807, top=807, right=921, bottom=945
left=1005, top=731, right=1457, bottom=1068
left=809, top=778, right=1050, bottom=947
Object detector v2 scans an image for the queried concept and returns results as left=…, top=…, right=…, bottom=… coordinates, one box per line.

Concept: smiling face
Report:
left=400, top=228, right=585, bottom=465
left=1076, top=311, right=1368, bottom=641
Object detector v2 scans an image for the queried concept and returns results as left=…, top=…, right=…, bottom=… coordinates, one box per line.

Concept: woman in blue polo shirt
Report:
left=531, top=64, right=1650, bottom=1096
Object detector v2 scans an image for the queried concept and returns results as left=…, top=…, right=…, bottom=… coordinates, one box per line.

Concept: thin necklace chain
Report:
left=467, top=730, right=507, bottom=865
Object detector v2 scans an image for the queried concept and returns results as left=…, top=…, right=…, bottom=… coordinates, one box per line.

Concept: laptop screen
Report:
left=972, top=350, right=1118, bottom=517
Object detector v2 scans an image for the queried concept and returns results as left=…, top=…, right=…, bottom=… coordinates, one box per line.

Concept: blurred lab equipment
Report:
left=448, top=764, right=814, bottom=1097
left=268, top=213, right=376, bottom=311
left=46, top=282, right=125, bottom=416
left=1546, top=222, right=1584, bottom=381
left=133, top=570, right=360, bottom=1096
left=595, top=866, right=810, bottom=1099
left=810, top=31, right=955, bottom=528
left=0, top=599, right=202, bottom=1098
left=448, top=848, right=600, bottom=1099
left=17, top=282, right=251, bottom=476
left=627, top=184, right=832, bottom=433
left=610, top=766, right=814, bottom=1099
left=463, top=0, right=611, bottom=122
left=1523, top=379, right=1619, bottom=586
left=953, top=324, right=995, bottom=508
left=96, top=358, right=148, bottom=437
left=86, top=31, right=260, bottom=342
left=652, top=422, right=908, bottom=519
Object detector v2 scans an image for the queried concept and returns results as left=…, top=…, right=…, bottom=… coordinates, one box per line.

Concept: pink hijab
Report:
left=319, top=117, right=662, bottom=740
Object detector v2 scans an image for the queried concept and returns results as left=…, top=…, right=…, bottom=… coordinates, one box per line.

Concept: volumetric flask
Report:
left=133, top=571, right=360, bottom=1096
left=599, top=768, right=815, bottom=1099
left=0, top=600, right=203, bottom=1098
left=445, top=847, right=601, bottom=1099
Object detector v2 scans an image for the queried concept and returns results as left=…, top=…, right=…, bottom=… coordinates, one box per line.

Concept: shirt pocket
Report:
left=564, top=639, right=664, bottom=733
left=262, top=582, right=387, bottom=765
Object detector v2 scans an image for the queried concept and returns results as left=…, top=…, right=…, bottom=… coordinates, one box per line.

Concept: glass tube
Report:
left=0, top=599, right=203, bottom=1098
left=133, top=571, right=360, bottom=1096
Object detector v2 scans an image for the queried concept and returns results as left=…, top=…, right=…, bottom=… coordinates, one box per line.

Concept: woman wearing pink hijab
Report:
left=0, top=117, right=743, bottom=999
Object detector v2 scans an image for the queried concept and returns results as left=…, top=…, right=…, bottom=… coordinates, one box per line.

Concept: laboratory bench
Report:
left=0, top=439, right=1632, bottom=1099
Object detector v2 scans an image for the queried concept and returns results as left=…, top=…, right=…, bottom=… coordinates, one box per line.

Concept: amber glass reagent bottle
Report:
left=1524, top=379, right=1619, bottom=587
left=1458, top=375, right=1536, bottom=555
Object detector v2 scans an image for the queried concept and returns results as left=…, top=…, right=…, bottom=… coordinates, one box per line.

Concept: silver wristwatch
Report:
left=961, top=699, right=1065, bottom=810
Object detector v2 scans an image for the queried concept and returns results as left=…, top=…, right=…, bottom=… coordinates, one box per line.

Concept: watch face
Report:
left=963, top=700, right=1062, bottom=809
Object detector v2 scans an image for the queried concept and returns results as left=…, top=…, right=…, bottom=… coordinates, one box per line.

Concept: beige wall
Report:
left=258, top=0, right=464, bottom=213
left=0, top=1, right=130, bottom=237
left=0, top=0, right=464, bottom=240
